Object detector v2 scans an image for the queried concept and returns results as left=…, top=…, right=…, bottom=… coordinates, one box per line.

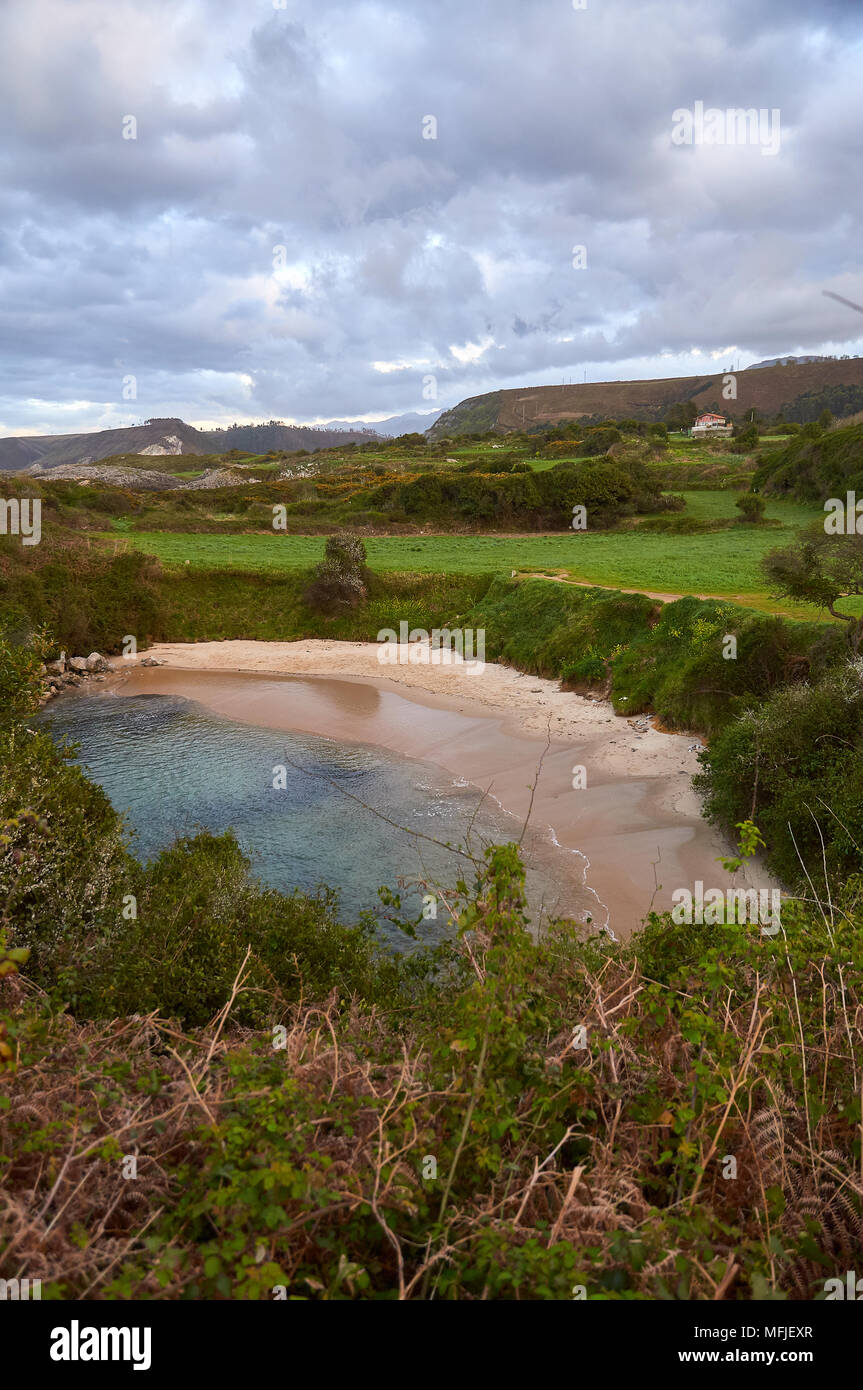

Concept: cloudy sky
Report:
left=1, top=0, right=862, bottom=435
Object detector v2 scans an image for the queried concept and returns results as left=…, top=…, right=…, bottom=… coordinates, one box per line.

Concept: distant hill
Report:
left=428, top=358, right=863, bottom=438
left=746, top=355, right=829, bottom=370
left=0, top=417, right=382, bottom=474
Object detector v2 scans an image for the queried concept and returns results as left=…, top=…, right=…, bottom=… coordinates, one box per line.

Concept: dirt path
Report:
left=512, top=570, right=812, bottom=617
left=515, top=570, right=722, bottom=603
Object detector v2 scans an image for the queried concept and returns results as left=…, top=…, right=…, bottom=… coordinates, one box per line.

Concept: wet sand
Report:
left=104, top=640, right=777, bottom=937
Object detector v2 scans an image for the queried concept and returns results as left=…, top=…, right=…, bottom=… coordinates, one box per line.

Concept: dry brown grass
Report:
left=3, top=908, right=863, bottom=1300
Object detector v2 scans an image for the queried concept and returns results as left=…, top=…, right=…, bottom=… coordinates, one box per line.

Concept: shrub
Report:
left=754, top=420, right=863, bottom=500
left=6, top=828, right=863, bottom=1301
left=303, top=531, right=368, bottom=611
left=0, top=626, right=49, bottom=721
left=696, top=659, right=863, bottom=890
left=734, top=492, right=766, bottom=523
left=576, top=426, right=622, bottom=457
left=324, top=532, right=367, bottom=569
left=732, top=424, right=760, bottom=453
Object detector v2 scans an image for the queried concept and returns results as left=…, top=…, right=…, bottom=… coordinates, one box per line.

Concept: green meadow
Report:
left=106, top=490, right=839, bottom=617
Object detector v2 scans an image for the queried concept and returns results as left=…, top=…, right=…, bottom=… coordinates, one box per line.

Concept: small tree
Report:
left=732, top=423, right=760, bottom=453
left=735, top=492, right=766, bottom=524
left=323, top=533, right=367, bottom=570
left=304, top=532, right=368, bottom=612
left=763, top=527, right=863, bottom=651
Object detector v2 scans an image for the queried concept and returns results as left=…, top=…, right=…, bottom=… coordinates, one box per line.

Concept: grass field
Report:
left=101, top=491, right=849, bottom=619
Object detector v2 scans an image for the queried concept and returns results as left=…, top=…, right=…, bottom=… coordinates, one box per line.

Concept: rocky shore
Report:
left=38, top=652, right=165, bottom=704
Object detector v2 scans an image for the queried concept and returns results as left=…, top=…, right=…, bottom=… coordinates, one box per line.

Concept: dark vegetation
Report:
left=780, top=383, right=863, bottom=424
left=360, top=453, right=674, bottom=529
left=754, top=420, right=863, bottom=500
left=696, top=659, right=863, bottom=893
left=734, top=493, right=767, bottom=524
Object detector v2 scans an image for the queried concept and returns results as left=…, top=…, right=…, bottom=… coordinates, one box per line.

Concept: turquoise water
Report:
left=41, top=691, right=584, bottom=948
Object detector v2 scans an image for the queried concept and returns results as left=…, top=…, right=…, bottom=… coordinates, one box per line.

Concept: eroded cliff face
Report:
left=138, top=434, right=184, bottom=456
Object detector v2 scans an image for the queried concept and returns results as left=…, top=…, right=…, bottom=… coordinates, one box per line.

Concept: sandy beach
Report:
left=104, top=639, right=777, bottom=937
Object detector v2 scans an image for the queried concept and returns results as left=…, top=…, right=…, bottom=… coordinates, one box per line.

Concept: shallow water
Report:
left=41, top=690, right=591, bottom=949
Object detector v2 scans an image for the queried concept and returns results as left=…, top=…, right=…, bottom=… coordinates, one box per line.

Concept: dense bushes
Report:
left=4, top=822, right=863, bottom=1299
left=609, top=598, right=841, bottom=732
left=0, top=722, right=412, bottom=1027
left=696, top=660, right=863, bottom=892
left=0, top=625, right=49, bottom=721
left=368, top=469, right=547, bottom=526
left=459, top=451, right=524, bottom=473
left=731, top=424, right=760, bottom=454
left=734, top=492, right=766, bottom=523
left=781, top=383, right=863, bottom=424
left=753, top=420, right=863, bottom=499
left=364, top=458, right=667, bottom=530
left=459, top=578, right=841, bottom=733
left=576, top=425, right=622, bottom=456
left=462, top=575, right=655, bottom=685
left=0, top=532, right=165, bottom=654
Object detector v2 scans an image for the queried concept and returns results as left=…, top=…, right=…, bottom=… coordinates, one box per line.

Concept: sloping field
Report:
left=430, top=357, right=863, bottom=435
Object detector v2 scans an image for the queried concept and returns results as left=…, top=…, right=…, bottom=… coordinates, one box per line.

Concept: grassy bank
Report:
left=0, top=533, right=491, bottom=648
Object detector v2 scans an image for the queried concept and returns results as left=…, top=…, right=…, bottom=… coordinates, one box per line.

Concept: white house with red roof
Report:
left=690, top=412, right=733, bottom=436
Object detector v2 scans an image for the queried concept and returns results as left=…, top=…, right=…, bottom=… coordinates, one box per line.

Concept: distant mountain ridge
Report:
left=0, top=417, right=382, bottom=473
left=317, top=410, right=443, bottom=436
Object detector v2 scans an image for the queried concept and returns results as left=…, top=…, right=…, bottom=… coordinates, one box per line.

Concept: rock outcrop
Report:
left=39, top=652, right=116, bottom=705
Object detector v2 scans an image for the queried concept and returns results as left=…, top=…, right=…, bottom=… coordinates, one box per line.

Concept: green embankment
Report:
left=0, top=538, right=489, bottom=648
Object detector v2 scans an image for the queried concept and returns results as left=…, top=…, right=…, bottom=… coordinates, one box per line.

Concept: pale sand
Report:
left=106, top=640, right=779, bottom=937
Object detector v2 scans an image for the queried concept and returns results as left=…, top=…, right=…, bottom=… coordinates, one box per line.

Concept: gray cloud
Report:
left=0, top=0, right=861, bottom=433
